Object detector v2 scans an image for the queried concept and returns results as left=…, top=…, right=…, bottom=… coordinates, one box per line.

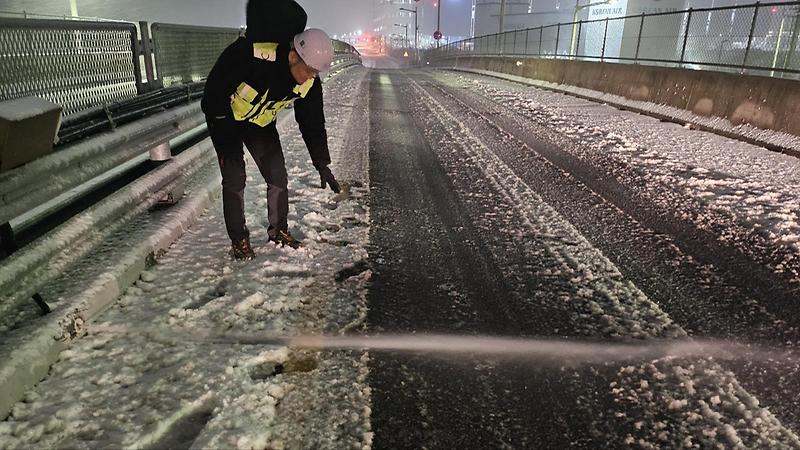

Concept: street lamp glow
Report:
left=570, top=0, right=615, bottom=56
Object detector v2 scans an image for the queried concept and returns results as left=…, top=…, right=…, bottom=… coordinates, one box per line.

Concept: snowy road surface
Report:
left=2, top=65, right=800, bottom=449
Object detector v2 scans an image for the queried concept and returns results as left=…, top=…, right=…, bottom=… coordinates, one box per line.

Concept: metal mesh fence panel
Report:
left=634, top=12, right=685, bottom=62
left=479, top=35, right=488, bottom=53
left=527, top=28, right=543, bottom=55
left=681, top=7, right=751, bottom=67
left=556, top=24, right=572, bottom=57
left=501, top=32, right=512, bottom=53
left=0, top=17, right=138, bottom=116
left=492, top=33, right=502, bottom=53
left=541, top=25, right=559, bottom=56
left=578, top=19, right=607, bottom=58
left=512, top=29, right=526, bottom=54
left=743, top=4, right=800, bottom=70
left=617, top=14, right=644, bottom=60
left=151, top=23, right=239, bottom=88
left=423, top=1, right=800, bottom=77
left=785, top=12, right=800, bottom=72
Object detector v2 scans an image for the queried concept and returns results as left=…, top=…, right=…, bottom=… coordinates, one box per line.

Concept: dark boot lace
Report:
left=271, top=230, right=302, bottom=249
left=231, top=237, right=256, bottom=260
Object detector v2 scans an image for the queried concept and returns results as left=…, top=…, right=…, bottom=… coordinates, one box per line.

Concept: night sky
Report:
left=0, top=0, right=472, bottom=39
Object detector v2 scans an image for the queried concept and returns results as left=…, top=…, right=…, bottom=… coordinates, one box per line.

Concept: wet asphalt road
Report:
left=365, top=71, right=617, bottom=449
left=364, top=70, right=800, bottom=448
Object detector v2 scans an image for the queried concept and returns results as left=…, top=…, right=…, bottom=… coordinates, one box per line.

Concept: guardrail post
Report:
left=555, top=24, right=561, bottom=57
left=150, top=142, right=172, bottom=162
left=539, top=27, right=543, bottom=55
left=130, top=25, right=144, bottom=94
left=513, top=29, right=518, bottom=54
left=743, top=2, right=761, bottom=71
left=576, top=20, right=583, bottom=58
left=635, top=13, right=645, bottom=62
left=0, top=223, right=50, bottom=315
left=525, top=28, right=530, bottom=55
left=139, top=21, right=158, bottom=91
left=602, top=18, right=609, bottom=61
left=680, top=8, right=693, bottom=65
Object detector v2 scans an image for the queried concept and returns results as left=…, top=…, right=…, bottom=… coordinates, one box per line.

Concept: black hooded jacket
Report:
left=201, top=0, right=331, bottom=170
left=245, top=0, right=307, bottom=43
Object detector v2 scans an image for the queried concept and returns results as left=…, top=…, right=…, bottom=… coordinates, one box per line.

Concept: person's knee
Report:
left=221, top=170, right=246, bottom=192
left=268, top=168, right=288, bottom=189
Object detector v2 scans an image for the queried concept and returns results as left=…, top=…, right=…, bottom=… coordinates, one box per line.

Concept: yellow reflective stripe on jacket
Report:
left=231, top=82, right=269, bottom=121
left=293, top=78, right=315, bottom=98
left=252, top=42, right=278, bottom=61
left=230, top=79, right=317, bottom=127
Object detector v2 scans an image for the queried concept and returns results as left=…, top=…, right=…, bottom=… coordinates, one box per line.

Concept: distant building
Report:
left=470, top=0, right=688, bottom=60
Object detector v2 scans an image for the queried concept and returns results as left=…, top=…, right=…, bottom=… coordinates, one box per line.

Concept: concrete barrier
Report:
left=433, top=55, right=800, bottom=141
left=0, top=97, right=62, bottom=173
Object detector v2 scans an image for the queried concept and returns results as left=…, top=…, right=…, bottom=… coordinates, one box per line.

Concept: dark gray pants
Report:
left=208, top=120, right=288, bottom=242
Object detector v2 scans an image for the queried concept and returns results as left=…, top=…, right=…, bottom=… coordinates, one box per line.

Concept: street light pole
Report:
left=394, top=23, right=409, bottom=48
left=571, top=0, right=613, bottom=56
left=436, top=0, right=442, bottom=48
left=400, top=6, right=419, bottom=65
left=499, top=0, right=507, bottom=34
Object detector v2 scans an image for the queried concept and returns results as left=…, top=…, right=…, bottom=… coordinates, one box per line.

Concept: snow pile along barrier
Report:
left=431, top=57, right=800, bottom=158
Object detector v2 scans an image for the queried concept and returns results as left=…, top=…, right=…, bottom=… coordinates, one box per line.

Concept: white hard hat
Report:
left=293, top=28, right=334, bottom=72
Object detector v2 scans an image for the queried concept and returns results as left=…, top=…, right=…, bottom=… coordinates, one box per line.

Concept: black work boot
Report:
left=269, top=230, right=302, bottom=249
left=230, top=236, right=256, bottom=260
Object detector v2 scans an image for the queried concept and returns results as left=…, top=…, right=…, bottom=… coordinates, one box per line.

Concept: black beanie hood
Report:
left=245, top=0, right=308, bottom=43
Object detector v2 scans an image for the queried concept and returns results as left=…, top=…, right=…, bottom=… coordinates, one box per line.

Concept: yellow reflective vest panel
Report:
left=231, top=77, right=315, bottom=127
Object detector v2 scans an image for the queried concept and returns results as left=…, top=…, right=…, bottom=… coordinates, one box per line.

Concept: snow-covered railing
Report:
left=0, top=131, right=215, bottom=322
left=0, top=103, right=204, bottom=229
left=0, top=103, right=205, bottom=315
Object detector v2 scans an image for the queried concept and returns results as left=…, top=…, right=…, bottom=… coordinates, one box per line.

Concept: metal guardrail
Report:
left=429, top=1, right=800, bottom=79
left=333, top=39, right=361, bottom=56
left=0, top=104, right=206, bottom=315
left=0, top=125, right=216, bottom=324
left=0, top=17, right=141, bottom=115
left=0, top=104, right=205, bottom=229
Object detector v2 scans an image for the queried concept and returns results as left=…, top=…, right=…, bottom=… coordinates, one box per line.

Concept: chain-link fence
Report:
left=430, top=1, right=800, bottom=79
left=0, top=17, right=140, bottom=116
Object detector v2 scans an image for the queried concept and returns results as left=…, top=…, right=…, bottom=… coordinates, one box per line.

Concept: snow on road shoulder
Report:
left=408, top=76, right=800, bottom=448
left=0, top=66, right=373, bottom=450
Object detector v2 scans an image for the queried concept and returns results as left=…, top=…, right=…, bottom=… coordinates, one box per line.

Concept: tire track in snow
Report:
left=405, top=74, right=800, bottom=449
